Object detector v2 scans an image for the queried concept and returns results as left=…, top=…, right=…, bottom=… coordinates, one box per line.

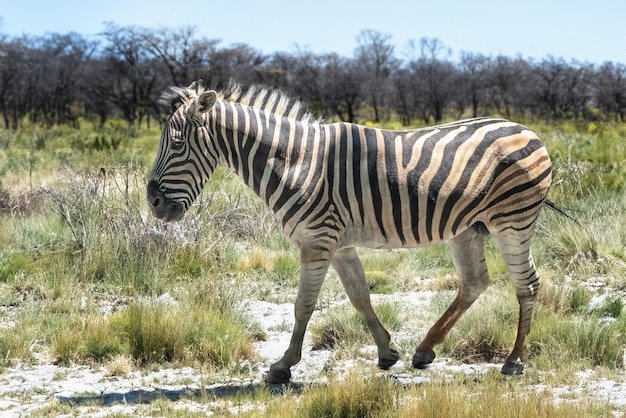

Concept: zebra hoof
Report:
left=412, top=349, right=435, bottom=369
left=501, top=361, right=524, bottom=375
left=265, top=368, right=292, bottom=384
left=378, top=348, right=400, bottom=370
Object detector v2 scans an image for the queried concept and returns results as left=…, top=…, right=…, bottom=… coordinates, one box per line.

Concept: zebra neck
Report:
left=214, top=102, right=302, bottom=205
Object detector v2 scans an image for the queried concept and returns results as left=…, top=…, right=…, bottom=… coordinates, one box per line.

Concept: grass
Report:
left=435, top=285, right=517, bottom=364
left=1, top=119, right=625, bottom=416
left=244, top=369, right=617, bottom=417
left=309, top=301, right=402, bottom=352
left=432, top=280, right=625, bottom=373
left=529, top=307, right=625, bottom=370
left=294, top=371, right=399, bottom=418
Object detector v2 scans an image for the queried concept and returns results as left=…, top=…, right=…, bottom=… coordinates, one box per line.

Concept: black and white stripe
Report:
left=148, top=81, right=553, bottom=382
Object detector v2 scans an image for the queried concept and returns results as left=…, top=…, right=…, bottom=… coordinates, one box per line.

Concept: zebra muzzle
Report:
left=147, top=180, right=185, bottom=222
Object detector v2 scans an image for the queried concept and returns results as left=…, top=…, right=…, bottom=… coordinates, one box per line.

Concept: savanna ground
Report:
left=0, top=118, right=625, bottom=417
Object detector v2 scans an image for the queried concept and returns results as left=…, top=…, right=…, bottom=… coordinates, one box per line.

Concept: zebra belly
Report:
left=335, top=220, right=461, bottom=250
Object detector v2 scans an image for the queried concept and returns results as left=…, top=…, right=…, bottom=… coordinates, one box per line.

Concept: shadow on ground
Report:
left=56, top=382, right=305, bottom=406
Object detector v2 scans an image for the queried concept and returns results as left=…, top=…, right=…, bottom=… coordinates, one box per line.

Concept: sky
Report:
left=1, top=0, right=625, bottom=64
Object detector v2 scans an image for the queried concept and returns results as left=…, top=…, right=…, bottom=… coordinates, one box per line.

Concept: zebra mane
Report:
left=161, top=80, right=319, bottom=124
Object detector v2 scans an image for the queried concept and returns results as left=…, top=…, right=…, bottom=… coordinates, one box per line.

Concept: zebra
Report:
left=147, top=80, right=553, bottom=384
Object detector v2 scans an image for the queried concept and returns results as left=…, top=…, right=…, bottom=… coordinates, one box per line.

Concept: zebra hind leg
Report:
left=331, top=248, right=400, bottom=370
left=492, top=232, right=540, bottom=375
left=412, top=224, right=490, bottom=369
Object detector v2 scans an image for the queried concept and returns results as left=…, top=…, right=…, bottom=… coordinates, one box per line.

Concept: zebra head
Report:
left=147, top=81, right=219, bottom=222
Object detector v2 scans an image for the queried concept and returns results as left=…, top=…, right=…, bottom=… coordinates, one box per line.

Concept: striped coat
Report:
left=148, top=81, right=552, bottom=383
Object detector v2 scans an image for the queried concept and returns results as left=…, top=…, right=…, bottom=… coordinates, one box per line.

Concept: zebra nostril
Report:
left=147, top=180, right=166, bottom=208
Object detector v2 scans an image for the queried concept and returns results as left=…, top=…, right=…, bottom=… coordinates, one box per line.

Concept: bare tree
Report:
left=321, top=54, right=364, bottom=122
left=390, top=68, right=415, bottom=125
left=485, top=55, right=528, bottom=119
left=530, top=57, right=593, bottom=119
left=96, top=22, right=161, bottom=128
left=0, top=34, right=21, bottom=128
left=0, top=35, right=45, bottom=129
left=36, top=32, right=97, bottom=127
left=82, top=57, right=112, bottom=128
left=271, top=49, right=324, bottom=112
left=458, top=52, right=490, bottom=117
left=0, top=20, right=618, bottom=129
left=354, top=29, right=399, bottom=122
left=406, top=38, right=457, bottom=122
left=276, top=49, right=363, bottom=122
left=142, top=26, right=218, bottom=86
left=208, top=43, right=267, bottom=86
left=595, top=62, right=626, bottom=121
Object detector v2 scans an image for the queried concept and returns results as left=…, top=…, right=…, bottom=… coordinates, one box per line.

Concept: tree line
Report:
left=0, top=23, right=625, bottom=130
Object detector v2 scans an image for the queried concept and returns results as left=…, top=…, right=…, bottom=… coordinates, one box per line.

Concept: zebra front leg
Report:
left=331, top=248, right=399, bottom=370
left=265, top=245, right=332, bottom=384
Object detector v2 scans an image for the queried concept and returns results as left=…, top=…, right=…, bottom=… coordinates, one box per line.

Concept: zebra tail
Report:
left=544, top=199, right=582, bottom=227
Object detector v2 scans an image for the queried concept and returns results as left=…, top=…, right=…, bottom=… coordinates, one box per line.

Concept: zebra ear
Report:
left=196, top=90, right=217, bottom=114
left=168, top=96, right=184, bottom=112
left=188, top=79, right=205, bottom=92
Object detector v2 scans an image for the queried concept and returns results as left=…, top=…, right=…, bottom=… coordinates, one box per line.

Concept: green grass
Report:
left=108, top=300, right=254, bottom=366
left=529, top=307, right=625, bottom=371
left=435, top=285, right=517, bottom=363
left=428, top=277, right=625, bottom=376
left=48, top=290, right=257, bottom=367
left=309, top=301, right=402, bottom=352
